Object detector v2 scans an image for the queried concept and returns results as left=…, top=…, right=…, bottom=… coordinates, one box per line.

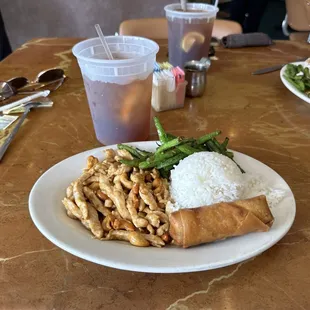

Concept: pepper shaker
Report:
left=184, top=58, right=210, bottom=97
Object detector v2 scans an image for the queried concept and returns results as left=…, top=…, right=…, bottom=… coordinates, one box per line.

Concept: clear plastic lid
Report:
left=164, top=3, right=219, bottom=21
left=72, top=36, right=159, bottom=84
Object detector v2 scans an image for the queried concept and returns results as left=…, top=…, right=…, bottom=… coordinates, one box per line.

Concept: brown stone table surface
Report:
left=0, top=38, right=310, bottom=310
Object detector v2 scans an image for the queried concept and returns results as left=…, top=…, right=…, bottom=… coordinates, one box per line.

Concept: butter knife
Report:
left=252, top=57, right=308, bottom=75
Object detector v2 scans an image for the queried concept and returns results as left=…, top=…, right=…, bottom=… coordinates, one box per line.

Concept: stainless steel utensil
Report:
left=0, top=90, right=50, bottom=113
left=0, top=102, right=42, bottom=161
left=252, top=57, right=308, bottom=75
left=3, top=98, right=53, bottom=114
left=184, top=58, right=210, bottom=97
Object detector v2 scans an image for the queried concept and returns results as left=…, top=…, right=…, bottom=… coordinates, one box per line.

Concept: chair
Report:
left=282, top=0, right=310, bottom=42
left=119, top=17, right=242, bottom=40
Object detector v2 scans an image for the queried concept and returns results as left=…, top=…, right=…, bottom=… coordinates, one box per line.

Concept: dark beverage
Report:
left=165, top=4, right=218, bottom=68
left=72, top=36, right=159, bottom=145
left=83, top=74, right=153, bottom=145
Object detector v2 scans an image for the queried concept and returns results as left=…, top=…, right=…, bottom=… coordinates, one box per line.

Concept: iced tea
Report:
left=83, top=74, right=153, bottom=145
left=72, top=36, right=159, bottom=145
left=165, top=4, right=218, bottom=68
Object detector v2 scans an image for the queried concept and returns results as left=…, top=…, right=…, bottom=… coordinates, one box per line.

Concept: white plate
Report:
left=29, top=142, right=296, bottom=273
left=280, top=61, right=310, bottom=104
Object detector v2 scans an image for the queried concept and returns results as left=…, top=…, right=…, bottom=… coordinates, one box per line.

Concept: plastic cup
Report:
left=164, top=3, right=219, bottom=68
left=72, top=36, right=159, bottom=145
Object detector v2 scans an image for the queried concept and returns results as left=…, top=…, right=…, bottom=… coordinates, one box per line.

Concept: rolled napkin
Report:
left=221, top=33, right=273, bottom=48
left=169, top=195, right=274, bottom=248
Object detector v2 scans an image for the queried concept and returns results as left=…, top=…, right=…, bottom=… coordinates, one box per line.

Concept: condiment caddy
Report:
left=151, top=62, right=187, bottom=112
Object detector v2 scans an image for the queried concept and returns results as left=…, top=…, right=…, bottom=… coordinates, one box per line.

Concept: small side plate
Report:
left=280, top=61, right=310, bottom=104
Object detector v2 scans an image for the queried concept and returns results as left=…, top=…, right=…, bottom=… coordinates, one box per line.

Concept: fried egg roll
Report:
left=169, top=195, right=274, bottom=248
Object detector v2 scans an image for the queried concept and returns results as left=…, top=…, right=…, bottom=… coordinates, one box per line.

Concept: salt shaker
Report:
left=184, top=58, right=210, bottom=97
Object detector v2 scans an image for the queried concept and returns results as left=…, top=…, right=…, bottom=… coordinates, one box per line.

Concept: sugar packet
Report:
left=0, top=115, right=18, bottom=130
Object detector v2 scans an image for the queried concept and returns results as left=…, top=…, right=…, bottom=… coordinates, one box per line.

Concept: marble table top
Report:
left=0, top=38, right=310, bottom=310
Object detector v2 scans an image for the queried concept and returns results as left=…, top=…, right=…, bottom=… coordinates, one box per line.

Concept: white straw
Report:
left=214, top=0, right=219, bottom=7
left=0, top=90, right=50, bottom=113
left=180, top=0, right=187, bottom=11
left=95, top=24, right=114, bottom=60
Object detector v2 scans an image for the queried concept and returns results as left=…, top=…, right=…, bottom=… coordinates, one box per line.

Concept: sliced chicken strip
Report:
left=146, top=224, right=155, bottom=235
left=66, top=210, right=78, bottom=220
left=66, top=184, right=74, bottom=200
left=104, top=149, right=116, bottom=162
left=83, top=186, right=111, bottom=217
left=99, top=174, right=131, bottom=220
left=83, top=203, right=104, bottom=238
left=102, top=214, right=116, bottom=231
left=85, top=155, right=99, bottom=171
left=89, top=182, right=100, bottom=191
left=117, top=149, right=133, bottom=160
left=83, top=175, right=99, bottom=185
left=145, top=213, right=160, bottom=228
left=157, top=223, right=169, bottom=236
left=104, top=199, right=114, bottom=208
left=120, top=173, right=133, bottom=189
left=143, top=234, right=165, bottom=247
left=126, top=191, right=148, bottom=228
left=139, top=183, right=160, bottom=211
left=73, top=181, right=88, bottom=219
left=62, top=197, right=82, bottom=220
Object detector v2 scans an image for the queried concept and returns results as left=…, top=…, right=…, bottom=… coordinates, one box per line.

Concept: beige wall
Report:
left=1, top=0, right=172, bottom=50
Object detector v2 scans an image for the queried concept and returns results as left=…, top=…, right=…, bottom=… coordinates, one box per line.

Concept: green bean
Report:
left=154, top=116, right=168, bottom=143
left=135, top=147, right=153, bottom=157
left=213, top=139, right=225, bottom=153
left=156, top=153, right=186, bottom=169
left=166, top=133, right=177, bottom=141
left=304, top=67, right=310, bottom=79
left=139, top=149, right=178, bottom=169
left=158, top=164, right=175, bottom=178
left=177, top=144, right=200, bottom=155
left=206, top=140, right=221, bottom=153
left=304, top=80, right=310, bottom=89
left=117, top=144, right=144, bottom=159
left=233, top=159, right=246, bottom=174
left=221, top=137, right=229, bottom=149
left=162, top=164, right=175, bottom=171
left=119, top=159, right=141, bottom=167
left=159, top=169, right=170, bottom=179
left=284, top=76, right=305, bottom=92
left=225, top=151, right=234, bottom=159
left=297, top=64, right=304, bottom=72
left=197, top=130, right=221, bottom=145
left=156, top=137, right=191, bottom=153
left=154, top=149, right=179, bottom=160
left=196, top=144, right=208, bottom=152
left=286, top=64, right=298, bottom=76
left=138, top=161, right=157, bottom=169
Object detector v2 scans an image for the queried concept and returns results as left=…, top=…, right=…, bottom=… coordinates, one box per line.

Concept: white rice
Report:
left=242, top=173, right=287, bottom=209
left=169, top=152, right=245, bottom=210
left=167, top=152, right=287, bottom=213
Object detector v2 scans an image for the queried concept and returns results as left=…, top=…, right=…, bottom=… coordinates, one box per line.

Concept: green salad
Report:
left=284, top=63, right=310, bottom=97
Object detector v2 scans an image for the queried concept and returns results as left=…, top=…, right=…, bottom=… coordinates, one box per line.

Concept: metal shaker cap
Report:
left=184, top=57, right=211, bottom=71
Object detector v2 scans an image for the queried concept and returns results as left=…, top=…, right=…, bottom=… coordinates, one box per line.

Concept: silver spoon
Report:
left=0, top=102, right=42, bottom=161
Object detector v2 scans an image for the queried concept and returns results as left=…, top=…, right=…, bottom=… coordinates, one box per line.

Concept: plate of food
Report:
left=29, top=117, right=296, bottom=273
left=280, top=59, right=310, bottom=104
